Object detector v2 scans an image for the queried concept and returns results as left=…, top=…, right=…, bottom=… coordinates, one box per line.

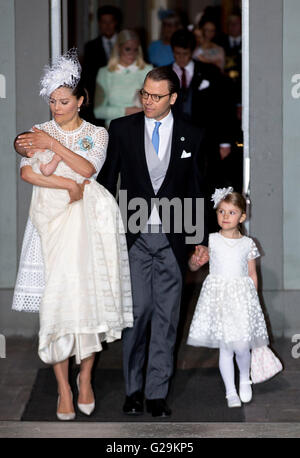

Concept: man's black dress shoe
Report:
left=146, top=398, right=172, bottom=417
left=123, top=391, right=144, bottom=415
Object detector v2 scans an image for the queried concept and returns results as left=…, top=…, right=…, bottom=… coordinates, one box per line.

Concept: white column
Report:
left=0, top=0, right=17, bottom=288
left=0, top=74, right=6, bottom=99
left=150, top=0, right=168, bottom=42
left=50, top=0, right=62, bottom=59
left=89, top=0, right=99, bottom=41
left=242, top=0, right=250, bottom=233
left=62, top=0, right=68, bottom=53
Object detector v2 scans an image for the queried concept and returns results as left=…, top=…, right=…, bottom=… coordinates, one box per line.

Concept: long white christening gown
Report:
left=187, top=232, right=269, bottom=350
left=12, top=120, right=133, bottom=364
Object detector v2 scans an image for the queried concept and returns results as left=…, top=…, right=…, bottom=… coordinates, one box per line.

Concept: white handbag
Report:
left=250, top=346, right=283, bottom=384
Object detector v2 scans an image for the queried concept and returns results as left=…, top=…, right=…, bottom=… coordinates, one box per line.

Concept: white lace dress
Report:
left=187, top=232, right=269, bottom=350
left=12, top=119, right=133, bottom=364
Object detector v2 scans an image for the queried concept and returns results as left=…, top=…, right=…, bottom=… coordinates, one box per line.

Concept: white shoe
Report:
left=76, top=374, right=95, bottom=416
left=226, top=392, right=242, bottom=408
left=56, top=392, right=76, bottom=421
left=239, top=380, right=252, bottom=403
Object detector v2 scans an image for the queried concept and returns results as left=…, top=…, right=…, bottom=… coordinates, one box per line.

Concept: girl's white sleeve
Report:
left=248, top=238, right=260, bottom=260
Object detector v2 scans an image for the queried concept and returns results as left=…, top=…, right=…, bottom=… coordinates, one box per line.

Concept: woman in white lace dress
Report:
left=12, top=51, right=133, bottom=420
left=187, top=188, right=269, bottom=408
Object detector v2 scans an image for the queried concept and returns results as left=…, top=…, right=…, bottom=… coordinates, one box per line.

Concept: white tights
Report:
left=219, top=344, right=251, bottom=397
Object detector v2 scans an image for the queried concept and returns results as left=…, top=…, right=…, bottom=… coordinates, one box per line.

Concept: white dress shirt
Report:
left=102, top=34, right=117, bottom=60
left=172, top=61, right=195, bottom=89
left=144, top=109, right=174, bottom=160
left=145, top=110, right=174, bottom=225
left=173, top=60, right=230, bottom=149
left=229, top=35, right=241, bottom=48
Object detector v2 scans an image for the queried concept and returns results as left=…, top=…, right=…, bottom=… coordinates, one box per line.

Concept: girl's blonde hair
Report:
left=217, top=191, right=247, bottom=233
left=108, top=29, right=146, bottom=72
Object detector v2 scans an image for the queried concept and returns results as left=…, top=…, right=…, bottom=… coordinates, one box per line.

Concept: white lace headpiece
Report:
left=40, top=48, right=81, bottom=99
left=211, top=187, right=234, bottom=208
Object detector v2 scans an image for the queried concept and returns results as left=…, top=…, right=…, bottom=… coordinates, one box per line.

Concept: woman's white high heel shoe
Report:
left=56, top=392, right=76, bottom=421
left=76, top=374, right=95, bottom=416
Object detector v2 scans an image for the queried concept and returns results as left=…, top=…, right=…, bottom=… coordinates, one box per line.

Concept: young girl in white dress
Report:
left=187, top=187, right=270, bottom=408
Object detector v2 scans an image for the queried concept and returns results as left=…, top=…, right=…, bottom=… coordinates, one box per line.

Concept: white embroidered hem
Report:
left=39, top=329, right=125, bottom=365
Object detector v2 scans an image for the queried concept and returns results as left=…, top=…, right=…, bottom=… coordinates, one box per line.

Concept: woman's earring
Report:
left=78, top=106, right=81, bottom=112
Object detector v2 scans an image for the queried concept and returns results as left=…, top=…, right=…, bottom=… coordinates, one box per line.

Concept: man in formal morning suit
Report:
left=97, top=67, right=209, bottom=417
left=217, top=12, right=242, bottom=108
left=81, top=5, right=122, bottom=125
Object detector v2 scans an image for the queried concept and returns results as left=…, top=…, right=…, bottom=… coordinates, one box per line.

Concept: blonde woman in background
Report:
left=94, top=29, right=152, bottom=127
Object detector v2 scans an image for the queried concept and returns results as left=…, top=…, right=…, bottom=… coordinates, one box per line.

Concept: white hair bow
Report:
left=211, top=187, right=234, bottom=208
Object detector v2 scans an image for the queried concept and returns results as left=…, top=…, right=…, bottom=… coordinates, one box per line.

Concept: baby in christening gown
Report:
left=187, top=188, right=270, bottom=408
left=13, top=120, right=133, bottom=366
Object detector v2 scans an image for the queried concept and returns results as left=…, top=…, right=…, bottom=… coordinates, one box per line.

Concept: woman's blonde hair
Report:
left=108, top=29, right=146, bottom=72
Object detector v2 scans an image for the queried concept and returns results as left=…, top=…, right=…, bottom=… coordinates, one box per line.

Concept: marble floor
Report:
left=1, top=280, right=300, bottom=438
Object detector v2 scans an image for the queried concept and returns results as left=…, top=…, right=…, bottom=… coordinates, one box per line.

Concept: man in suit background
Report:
left=81, top=5, right=123, bottom=125
left=98, top=67, right=208, bottom=417
left=170, top=29, right=235, bottom=162
left=169, top=29, right=240, bottom=230
left=218, top=12, right=242, bottom=110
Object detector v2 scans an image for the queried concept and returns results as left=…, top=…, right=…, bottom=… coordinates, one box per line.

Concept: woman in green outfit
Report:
left=94, top=29, right=152, bottom=127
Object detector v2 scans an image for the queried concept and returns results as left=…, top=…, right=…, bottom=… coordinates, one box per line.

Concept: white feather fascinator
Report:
left=40, top=48, right=81, bottom=99
left=211, top=187, right=234, bottom=208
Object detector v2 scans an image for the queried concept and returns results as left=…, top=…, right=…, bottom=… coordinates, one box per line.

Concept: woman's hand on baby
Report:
left=68, top=180, right=90, bottom=203
left=16, top=127, right=53, bottom=151
left=14, top=132, right=46, bottom=158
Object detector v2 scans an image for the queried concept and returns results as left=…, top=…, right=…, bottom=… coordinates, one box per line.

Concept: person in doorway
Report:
left=93, top=29, right=152, bottom=127
left=169, top=29, right=237, bottom=231
left=148, top=9, right=182, bottom=67
left=81, top=5, right=123, bottom=124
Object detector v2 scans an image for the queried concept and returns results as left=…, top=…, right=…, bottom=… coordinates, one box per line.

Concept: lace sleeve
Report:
left=86, top=127, right=108, bottom=177
left=248, top=238, right=260, bottom=260
left=20, top=156, right=32, bottom=168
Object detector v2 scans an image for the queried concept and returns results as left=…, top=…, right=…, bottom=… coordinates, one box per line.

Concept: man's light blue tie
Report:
left=152, top=121, right=161, bottom=155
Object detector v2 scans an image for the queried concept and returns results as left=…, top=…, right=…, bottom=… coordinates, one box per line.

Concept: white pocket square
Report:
left=198, top=79, right=210, bottom=91
left=181, top=150, right=191, bottom=158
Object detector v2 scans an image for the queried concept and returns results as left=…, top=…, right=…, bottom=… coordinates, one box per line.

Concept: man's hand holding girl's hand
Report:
left=188, top=245, right=209, bottom=271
